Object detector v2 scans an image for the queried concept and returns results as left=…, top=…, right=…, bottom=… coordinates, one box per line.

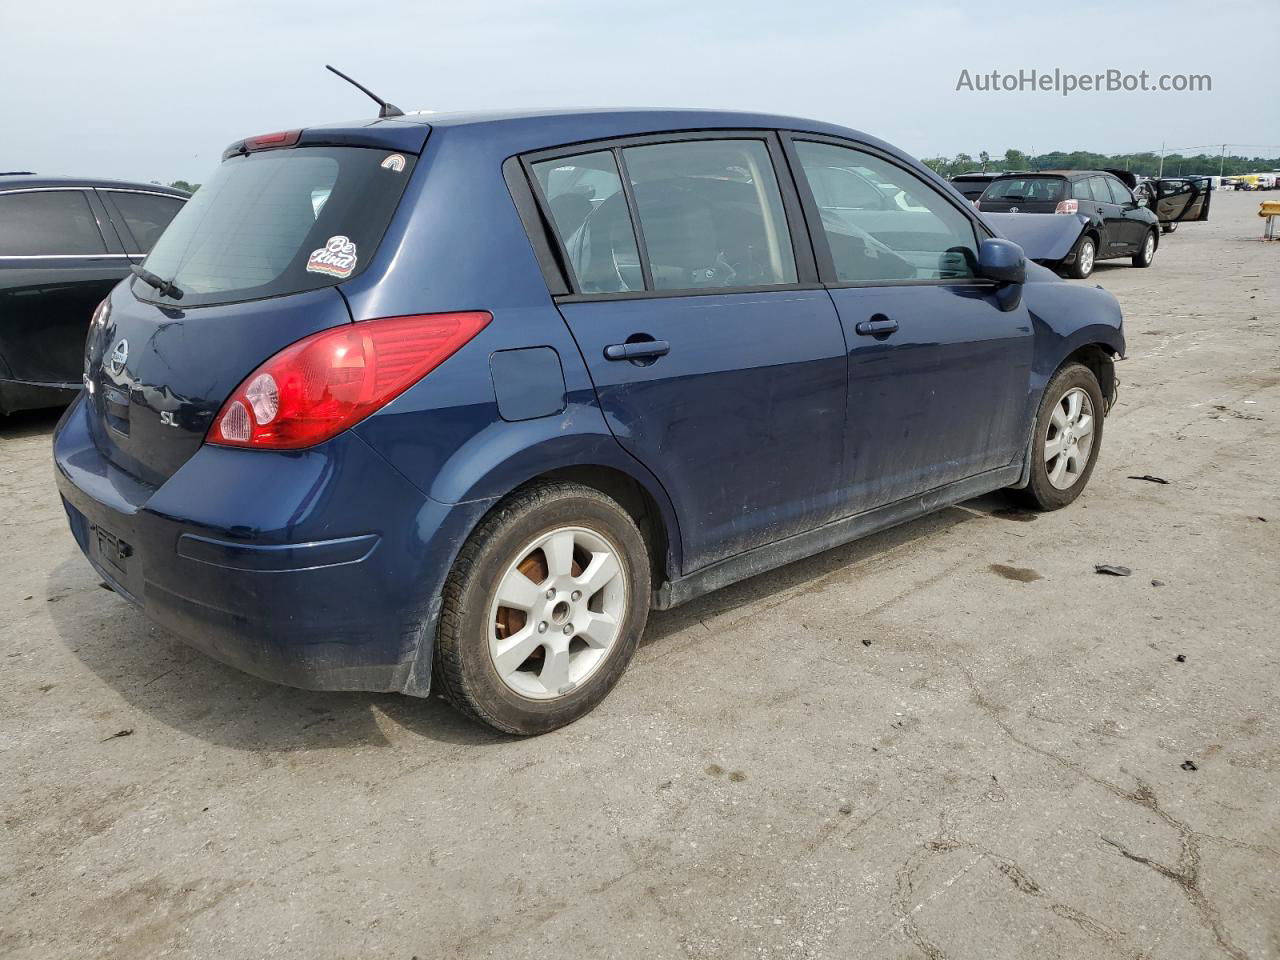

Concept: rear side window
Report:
left=0, top=190, right=106, bottom=256
left=1105, top=177, right=1133, bottom=204
left=622, top=140, right=796, bottom=290
left=139, top=146, right=415, bottom=306
left=105, top=191, right=185, bottom=253
left=1071, top=179, right=1092, bottom=201
left=1089, top=177, right=1114, bottom=203
left=532, top=151, right=642, bottom=294
left=984, top=177, right=1066, bottom=203
left=794, top=140, right=977, bottom=283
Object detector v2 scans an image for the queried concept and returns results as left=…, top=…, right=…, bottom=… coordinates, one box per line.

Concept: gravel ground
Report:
left=1, top=190, right=1277, bottom=960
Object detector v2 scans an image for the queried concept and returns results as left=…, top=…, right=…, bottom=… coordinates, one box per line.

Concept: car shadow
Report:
left=0, top=406, right=65, bottom=440
left=45, top=492, right=1013, bottom=752
left=642, top=497, right=999, bottom=646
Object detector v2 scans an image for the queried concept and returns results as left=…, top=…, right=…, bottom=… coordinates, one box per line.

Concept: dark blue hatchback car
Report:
left=55, top=108, right=1124, bottom=734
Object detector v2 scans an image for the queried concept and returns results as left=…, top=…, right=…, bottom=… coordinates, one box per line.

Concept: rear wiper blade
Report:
left=130, top=265, right=183, bottom=300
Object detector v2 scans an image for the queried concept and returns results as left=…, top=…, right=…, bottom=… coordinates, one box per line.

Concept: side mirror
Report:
left=977, top=237, right=1025, bottom=285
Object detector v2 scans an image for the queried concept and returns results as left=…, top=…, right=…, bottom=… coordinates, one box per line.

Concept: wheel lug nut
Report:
left=571, top=590, right=581, bottom=601
left=537, top=621, right=548, bottom=634
left=563, top=624, right=574, bottom=635
left=545, top=588, right=556, bottom=600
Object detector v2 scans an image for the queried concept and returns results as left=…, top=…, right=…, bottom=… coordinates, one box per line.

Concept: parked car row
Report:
left=48, top=106, right=1126, bottom=733
left=0, top=176, right=187, bottom=414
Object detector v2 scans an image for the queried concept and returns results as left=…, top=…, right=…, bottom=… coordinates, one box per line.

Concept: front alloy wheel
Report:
left=1132, top=230, right=1156, bottom=268
left=1044, top=387, right=1096, bottom=490
left=1015, top=362, right=1106, bottom=510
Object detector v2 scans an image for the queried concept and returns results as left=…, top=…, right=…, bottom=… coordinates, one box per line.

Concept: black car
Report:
left=977, top=170, right=1209, bottom=279
left=0, top=176, right=187, bottom=414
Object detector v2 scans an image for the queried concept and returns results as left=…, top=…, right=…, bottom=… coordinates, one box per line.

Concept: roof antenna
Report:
left=325, top=64, right=405, bottom=119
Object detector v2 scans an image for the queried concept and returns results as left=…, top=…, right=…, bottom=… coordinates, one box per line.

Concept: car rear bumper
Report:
left=53, top=394, right=493, bottom=696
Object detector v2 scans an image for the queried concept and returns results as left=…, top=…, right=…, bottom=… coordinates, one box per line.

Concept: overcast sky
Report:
left=3, top=0, right=1277, bottom=184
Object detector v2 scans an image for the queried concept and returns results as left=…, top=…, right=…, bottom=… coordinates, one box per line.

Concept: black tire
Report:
left=433, top=480, right=651, bottom=735
left=1131, top=228, right=1157, bottom=268
left=1161, top=222, right=1178, bottom=234
left=1065, top=235, right=1096, bottom=279
left=1014, top=363, right=1106, bottom=511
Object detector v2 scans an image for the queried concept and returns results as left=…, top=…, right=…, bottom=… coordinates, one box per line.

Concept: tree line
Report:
left=920, top=149, right=1279, bottom=178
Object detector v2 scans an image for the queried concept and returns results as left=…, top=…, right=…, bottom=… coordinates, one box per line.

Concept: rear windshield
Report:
left=981, top=177, right=1066, bottom=202
left=138, top=145, right=416, bottom=307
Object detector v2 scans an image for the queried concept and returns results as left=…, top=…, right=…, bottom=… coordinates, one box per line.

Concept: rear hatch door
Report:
left=978, top=176, right=1067, bottom=213
left=85, top=136, right=421, bottom=487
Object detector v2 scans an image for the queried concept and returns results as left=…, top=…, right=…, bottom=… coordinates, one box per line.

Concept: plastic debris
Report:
left=861, top=638, right=873, bottom=647
left=1152, top=579, right=1166, bottom=587
left=1175, top=654, right=1186, bottom=663
left=1181, top=760, right=1198, bottom=771
left=100, top=729, right=134, bottom=743
left=1094, top=564, right=1132, bottom=577
left=1127, top=475, right=1170, bottom=484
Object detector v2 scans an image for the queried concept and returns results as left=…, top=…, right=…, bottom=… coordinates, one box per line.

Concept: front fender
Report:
left=1024, top=275, right=1125, bottom=376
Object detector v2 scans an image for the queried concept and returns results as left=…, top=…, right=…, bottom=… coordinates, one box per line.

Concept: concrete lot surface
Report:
left=1, top=191, right=1277, bottom=959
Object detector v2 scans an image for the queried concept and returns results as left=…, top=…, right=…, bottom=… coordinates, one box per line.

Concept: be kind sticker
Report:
left=306, top=235, right=358, bottom=279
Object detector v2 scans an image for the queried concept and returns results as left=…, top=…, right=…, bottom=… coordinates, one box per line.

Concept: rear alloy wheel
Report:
left=1162, top=222, right=1178, bottom=234
left=434, top=481, right=650, bottom=735
left=1015, top=363, right=1105, bottom=511
left=1132, top=229, right=1157, bottom=268
left=1066, top=236, right=1096, bottom=279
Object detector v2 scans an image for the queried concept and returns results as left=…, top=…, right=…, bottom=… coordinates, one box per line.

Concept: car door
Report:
left=525, top=135, right=848, bottom=573
left=1103, top=175, right=1148, bottom=249
left=785, top=136, right=1034, bottom=513
left=1087, top=176, right=1129, bottom=256
left=0, top=188, right=128, bottom=389
left=1150, top=178, right=1212, bottom=224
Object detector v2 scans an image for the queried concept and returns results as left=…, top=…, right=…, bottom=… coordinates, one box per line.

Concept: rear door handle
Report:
left=854, top=317, right=898, bottom=337
left=604, top=340, right=670, bottom=361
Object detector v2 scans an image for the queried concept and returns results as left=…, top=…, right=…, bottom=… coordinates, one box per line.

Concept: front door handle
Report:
left=604, top=339, right=670, bottom=362
left=854, top=317, right=899, bottom=337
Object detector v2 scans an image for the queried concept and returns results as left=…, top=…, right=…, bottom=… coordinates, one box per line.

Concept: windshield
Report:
left=139, top=145, right=415, bottom=306
left=982, top=177, right=1066, bottom=202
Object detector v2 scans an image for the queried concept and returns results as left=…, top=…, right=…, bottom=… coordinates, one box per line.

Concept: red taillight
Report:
left=208, top=312, right=492, bottom=450
left=1054, top=199, right=1079, bottom=215
left=244, top=129, right=302, bottom=152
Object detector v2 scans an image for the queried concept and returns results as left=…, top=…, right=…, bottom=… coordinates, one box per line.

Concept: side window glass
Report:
left=621, top=139, right=797, bottom=290
left=532, top=151, right=641, bottom=294
left=1106, top=178, right=1133, bottom=204
left=0, top=190, right=106, bottom=256
left=106, top=191, right=185, bottom=252
left=793, top=140, right=977, bottom=283
left=1089, top=177, right=1114, bottom=203
left=1072, top=179, right=1093, bottom=201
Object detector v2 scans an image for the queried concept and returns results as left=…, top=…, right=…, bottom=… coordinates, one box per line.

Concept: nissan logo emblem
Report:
left=108, top=339, right=129, bottom=377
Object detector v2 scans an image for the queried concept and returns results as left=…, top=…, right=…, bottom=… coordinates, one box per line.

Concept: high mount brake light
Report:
left=208, top=312, right=492, bottom=450
left=1055, top=199, right=1079, bottom=214
left=223, top=130, right=303, bottom=159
